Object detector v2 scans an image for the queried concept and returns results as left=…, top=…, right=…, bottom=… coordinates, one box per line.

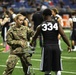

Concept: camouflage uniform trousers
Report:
left=3, top=53, right=31, bottom=75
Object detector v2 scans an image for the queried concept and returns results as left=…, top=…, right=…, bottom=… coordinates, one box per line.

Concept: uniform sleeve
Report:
left=27, top=27, right=34, bottom=37
left=6, top=31, right=22, bottom=46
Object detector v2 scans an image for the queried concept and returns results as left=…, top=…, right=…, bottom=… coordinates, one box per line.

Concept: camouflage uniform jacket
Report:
left=7, top=24, right=34, bottom=54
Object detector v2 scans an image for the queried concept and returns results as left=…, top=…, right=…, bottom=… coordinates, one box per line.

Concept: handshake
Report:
left=27, top=42, right=35, bottom=51
left=29, top=45, right=35, bottom=54
left=29, top=45, right=35, bottom=51
left=27, top=42, right=35, bottom=54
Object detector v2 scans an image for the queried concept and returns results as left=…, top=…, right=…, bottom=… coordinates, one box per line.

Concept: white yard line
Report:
left=62, top=56, right=76, bottom=59
left=0, top=65, right=76, bottom=74
left=62, top=71, right=76, bottom=74
left=32, top=56, right=76, bottom=61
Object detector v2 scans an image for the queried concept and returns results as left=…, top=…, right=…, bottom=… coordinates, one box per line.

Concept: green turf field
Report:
left=0, top=30, right=76, bottom=75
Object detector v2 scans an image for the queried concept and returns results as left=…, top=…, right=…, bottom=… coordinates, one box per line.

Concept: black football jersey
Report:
left=41, top=20, right=59, bottom=44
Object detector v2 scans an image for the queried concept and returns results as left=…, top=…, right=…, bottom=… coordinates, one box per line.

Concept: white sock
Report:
left=55, top=71, right=61, bottom=75
left=74, top=46, right=76, bottom=50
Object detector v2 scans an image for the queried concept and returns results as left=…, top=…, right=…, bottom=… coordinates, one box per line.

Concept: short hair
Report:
left=43, top=8, right=52, bottom=16
left=52, top=8, right=59, bottom=14
left=37, top=7, right=40, bottom=11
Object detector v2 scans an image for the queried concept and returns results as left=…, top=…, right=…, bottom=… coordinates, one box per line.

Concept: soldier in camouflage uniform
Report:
left=3, top=14, right=34, bottom=75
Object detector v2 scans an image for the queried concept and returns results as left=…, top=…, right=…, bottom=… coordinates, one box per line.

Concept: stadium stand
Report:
left=0, top=0, right=76, bottom=13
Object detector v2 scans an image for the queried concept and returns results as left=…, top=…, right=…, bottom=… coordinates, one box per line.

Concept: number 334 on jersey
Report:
left=42, top=22, right=58, bottom=31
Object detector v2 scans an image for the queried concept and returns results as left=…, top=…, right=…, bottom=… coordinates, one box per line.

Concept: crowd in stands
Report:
left=0, top=0, right=76, bottom=13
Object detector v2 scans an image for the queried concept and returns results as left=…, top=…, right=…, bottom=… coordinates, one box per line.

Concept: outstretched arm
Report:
left=30, top=25, right=41, bottom=46
left=58, top=23, right=71, bottom=52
